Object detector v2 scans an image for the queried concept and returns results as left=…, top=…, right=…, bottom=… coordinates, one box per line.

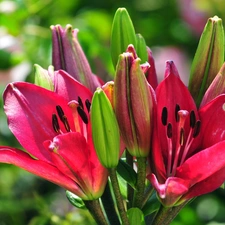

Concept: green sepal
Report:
left=136, top=33, right=148, bottom=63
left=34, top=64, right=54, bottom=91
left=188, top=16, right=224, bottom=107
left=91, top=88, right=120, bottom=168
left=111, top=8, right=137, bottom=69
left=127, top=208, right=146, bottom=225
left=66, top=191, right=86, bottom=209
left=117, top=159, right=137, bottom=189
left=142, top=192, right=160, bottom=216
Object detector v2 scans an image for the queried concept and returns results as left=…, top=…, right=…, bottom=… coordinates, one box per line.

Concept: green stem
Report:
left=126, top=150, right=134, bottom=209
left=83, top=199, right=108, bottom=225
left=152, top=201, right=188, bottom=225
left=101, top=181, right=120, bottom=225
left=133, top=157, right=147, bottom=208
left=109, top=168, right=130, bottom=225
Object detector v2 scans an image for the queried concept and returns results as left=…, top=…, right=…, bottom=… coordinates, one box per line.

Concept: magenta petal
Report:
left=45, top=132, right=108, bottom=199
left=199, top=94, right=225, bottom=148
left=54, top=70, right=93, bottom=103
left=0, top=147, right=86, bottom=198
left=155, top=62, right=198, bottom=162
left=3, top=82, right=75, bottom=163
left=176, top=141, right=225, bottom=187
left=149, top=173, right=190, bottom=207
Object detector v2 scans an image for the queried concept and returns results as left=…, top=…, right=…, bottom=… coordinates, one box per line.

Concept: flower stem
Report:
left=101, top=181, right=120, bottom=225
left=83, top=199, right=108, bottom=225
left=133, top=157, right=147, bottom=208
left=152, top=202, right=188, bottom=225
left=126, top=150, right=134, bottom=209
left=109, top=168, right=130, bottom=225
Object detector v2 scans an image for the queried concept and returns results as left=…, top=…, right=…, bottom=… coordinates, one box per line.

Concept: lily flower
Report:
left=0, top=70, right=108, bottom=200
left=148, top=61, right=225, bottom=207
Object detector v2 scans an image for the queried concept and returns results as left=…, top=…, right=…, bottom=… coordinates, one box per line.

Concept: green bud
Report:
left=136, top=33, right=148, bottom=63
left=127, top=208, right=146, bottom=225
left=66, top=191, right=85, bottom=209
left=189, top=16, right=224, bottom=107
left=34, top=64, right=54, bottom=91
left=111, top=8, right=137, bottom=69
left=91, top=88, right=120, bottom=168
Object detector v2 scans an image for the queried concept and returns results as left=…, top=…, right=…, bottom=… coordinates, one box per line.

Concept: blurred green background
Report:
left=0, top=0, right=225, bottom=224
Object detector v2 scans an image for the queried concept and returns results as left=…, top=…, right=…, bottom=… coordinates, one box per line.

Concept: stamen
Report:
left=56, top=105, right=65, bottom=122
left=56, top=105, right=71, bottom=132
left=179, top=128, right=184, bottom=146
left=167, top=123, right=172, bottom=138
left=161, top=107, right=168, bottom=126
left=85, top=99, right=91, bottom=112
left=62, top=115, right=71, bottom=132
left=190, top=110, right=196, bottom=128
left=77, top=106, right=88, bottom=124
left=78, top=96, right=84, bottom=109
left=193, top=120, right=201, bottom=137
left=52, top=114, right=60, bottom=133
left=175, top=104, right=180, bottom=122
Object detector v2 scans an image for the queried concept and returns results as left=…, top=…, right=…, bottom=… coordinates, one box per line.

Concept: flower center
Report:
left=161, top=104, right=201, bottom=177
left=51, top=97, right=91, bottom=138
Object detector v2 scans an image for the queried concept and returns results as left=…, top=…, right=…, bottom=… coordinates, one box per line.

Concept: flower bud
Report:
left=34, top=64, right=54, bottom=91
left=91, top=88, right=120, bottom=168
left=51, top=24, right=100, bottom=92
left=188, top=16, right=224, bottom=107
left=114, top=47, right=153, bottom=157
left=110, top=8, right=137, bottom=69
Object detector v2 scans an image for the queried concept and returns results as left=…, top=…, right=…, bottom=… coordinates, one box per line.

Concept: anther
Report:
left=77, top=106, right=88, bottom=124
left=78, top=96, right=84, bottom=109
left=62, top=115, right=71, bottom=132
left=175, top=104, right=180, bottom=122
left=162, top=107, right=168, bottom=126
left=52, top=114, right=60, bottom=133
left=85, top=99, right=91, bottom=112
left=193, top=120, right=201, bottom=138
left=190, top=110, right=196, bottom=128
left=56, top=105, right=65, bottom=122
left=167, top=123, right=172, bottom=138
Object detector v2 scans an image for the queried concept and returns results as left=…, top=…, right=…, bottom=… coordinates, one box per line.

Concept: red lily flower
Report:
left=0, top=70, right=108, bottom=200
left=148, top=61, right=225, bottom=207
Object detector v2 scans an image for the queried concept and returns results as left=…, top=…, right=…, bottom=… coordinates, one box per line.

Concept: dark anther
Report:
left=85, top=99, right=91, bottom=112
left=161, top=107, right=168, bottom=126
left=193, top=120, right=201, bottom=138
left=167, top=123, right=172, bottom=138
left=56, top=105, right=65, bottom=122
left=52, top=114, right=60, bottom=133
left=179, top=128, right=184, bottom=146
left=77, top=106, right=88, bottom=124
left=175, top=104, right=180, bottom=122
left=62, top=115, right=71, bottom=132
left=190, top=110, right=196, bottom=128
left=78, top=96, right=84, bottom=109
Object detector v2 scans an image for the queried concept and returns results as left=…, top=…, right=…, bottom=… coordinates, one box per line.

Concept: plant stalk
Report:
left=109, top=168, right=130, bottom=225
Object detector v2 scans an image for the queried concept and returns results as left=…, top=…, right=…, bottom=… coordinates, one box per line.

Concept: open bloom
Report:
left=148, top=61, right=225, bottom=206
left=0, top=70, right=108, bottom=200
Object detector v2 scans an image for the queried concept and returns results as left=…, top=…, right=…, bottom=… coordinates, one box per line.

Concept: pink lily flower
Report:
left=148, top=61, right=225, bottom=206
left=0, top=70, right=108, bottom=200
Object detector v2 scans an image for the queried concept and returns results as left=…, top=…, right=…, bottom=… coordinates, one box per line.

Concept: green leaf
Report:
left=142, top=192, right=160, bottom=216
left=117, top=159, right=137, bottom=189
left=66, top=191, right=86, bottom=209
left=127, top=208, right=146, bottom=225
